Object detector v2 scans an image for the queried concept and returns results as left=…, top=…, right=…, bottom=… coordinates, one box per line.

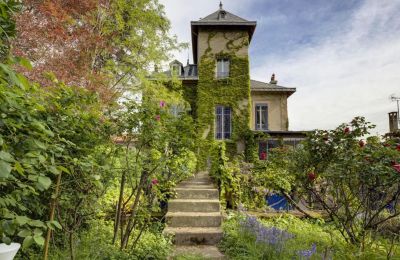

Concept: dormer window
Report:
left=218, top=10, right=226, bottom=19
left=171, top=64, right=181, bottom=76
left=216, top=58, right=229, bottom=79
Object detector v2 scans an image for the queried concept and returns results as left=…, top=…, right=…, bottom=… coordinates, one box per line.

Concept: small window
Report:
left=216, top=58, right=230, bottom=79
left=258, top=140, right=278, bottom=160
left=255, top=104, right=268, bottom=130
left=215, top=106, right=231, bottom=140
left=171, top=64, right=181, bottom=76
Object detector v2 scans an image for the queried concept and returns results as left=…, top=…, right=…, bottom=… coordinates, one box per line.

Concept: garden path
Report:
left=164, top=171, right=225, bottom=259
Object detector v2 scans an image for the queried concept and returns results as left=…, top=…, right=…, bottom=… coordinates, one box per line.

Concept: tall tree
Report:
left=13, top=0, right=182, bottom=102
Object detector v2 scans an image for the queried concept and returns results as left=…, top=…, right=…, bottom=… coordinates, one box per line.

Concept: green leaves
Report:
left=16, top=216, right=30, bottom=226
left=0, top=151, right=14, bottom=162
left=0, top=160, right=11, bottom=178
left=37, top=176, right=52, bottom=190
left=22, top=236, right=34, bottom=248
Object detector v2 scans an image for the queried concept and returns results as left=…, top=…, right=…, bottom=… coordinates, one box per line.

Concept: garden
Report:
left=1, top=1, right=400, bottom=259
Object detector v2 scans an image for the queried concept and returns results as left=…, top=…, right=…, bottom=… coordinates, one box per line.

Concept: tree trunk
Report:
left=43, top=173, right=62, bottom=260
left=113, top=169, right=127, bottom=244
left=120, top=170, right=148, bottom=249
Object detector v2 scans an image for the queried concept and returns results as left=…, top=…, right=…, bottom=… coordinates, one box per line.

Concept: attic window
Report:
left=218, top=10, right=226, bottom=19
left=171, top=64, right=181, bottom=76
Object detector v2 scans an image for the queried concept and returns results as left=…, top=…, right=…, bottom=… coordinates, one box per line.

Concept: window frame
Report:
left=255, top=103, right=268, bottom=130
left=216, top=58, right=230, bottom=79
left=215, top=105, right=232, bottom=140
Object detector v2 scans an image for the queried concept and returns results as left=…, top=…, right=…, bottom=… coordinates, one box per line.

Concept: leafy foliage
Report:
left=290, top=117, right=400, bottom=244
left=0, top=0, right=21, bottom=60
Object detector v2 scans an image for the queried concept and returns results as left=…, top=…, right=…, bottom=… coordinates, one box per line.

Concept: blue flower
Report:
left=239, top=215, right=294, bottom=252
left=297, top=243, right=317, bottom=259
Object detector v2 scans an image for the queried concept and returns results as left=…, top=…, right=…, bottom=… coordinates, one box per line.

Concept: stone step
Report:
left=166, top=212, right=222, bottom=227
left=168, top=199, right=220, bottom=212
left=164, top=227, right=223, bottom=245
left=180, top=180, right=213, bottom=186
left=187, top=177, right=212, bottom=182
left=172, top=245, right=225, bottom=259
left=176, top=188, right=219, bottom=199
left=178, top=183, right=215, bottom=189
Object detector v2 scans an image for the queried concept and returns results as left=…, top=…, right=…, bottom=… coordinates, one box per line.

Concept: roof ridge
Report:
left=198, top=8, right=250, bottom=23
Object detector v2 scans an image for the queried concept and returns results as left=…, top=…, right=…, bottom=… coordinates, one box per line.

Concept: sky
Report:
left=159, top=0, right=400, bottom=134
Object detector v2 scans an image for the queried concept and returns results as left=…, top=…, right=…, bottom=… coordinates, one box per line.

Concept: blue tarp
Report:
left=266, top=194, right=292, bottom=210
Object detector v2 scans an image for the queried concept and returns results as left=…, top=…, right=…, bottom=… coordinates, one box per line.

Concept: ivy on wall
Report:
left=193, top=29, right=253, bottom=169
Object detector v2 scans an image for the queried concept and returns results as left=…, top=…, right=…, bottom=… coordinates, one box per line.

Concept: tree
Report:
left=13, top=0, right=183, bottom=103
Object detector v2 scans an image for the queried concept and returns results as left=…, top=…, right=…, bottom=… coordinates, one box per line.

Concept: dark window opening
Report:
left=255, top=104, right=268, bottom=130
left=215, top=106, right=232, bottom=140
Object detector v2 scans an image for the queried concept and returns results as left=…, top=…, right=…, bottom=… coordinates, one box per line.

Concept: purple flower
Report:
left=239, top=215, right=294, bottom=252
left=297, top=243, right=317, bottom=259
left=159, top=100, right=166, bottom=108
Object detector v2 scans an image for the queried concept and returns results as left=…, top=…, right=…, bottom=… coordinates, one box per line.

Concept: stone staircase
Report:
left=164, top=171, right=224, bottom=258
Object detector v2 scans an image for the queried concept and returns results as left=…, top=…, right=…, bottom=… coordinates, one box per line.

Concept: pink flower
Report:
left=308, top=172, right=316, bottom=181
left=151, top=179, right=158, bottom=185
left=344, top=127, right=350, bottom=134
left=359, top=140, right=365, bottom=148
left=397, top=144, right=400, bottom=151
left=159, top=101, right=166, bottom=108
left=155, top=115, right=161, bottom=121
left=260, top=151, right=267, bottom=160
left=393, top=164, right=400, bottom=173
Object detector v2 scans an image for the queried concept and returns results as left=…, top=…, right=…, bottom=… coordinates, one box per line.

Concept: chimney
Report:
left=389, top=112, right=399, bottom=133
left=270, top=73, right=277, bottom=84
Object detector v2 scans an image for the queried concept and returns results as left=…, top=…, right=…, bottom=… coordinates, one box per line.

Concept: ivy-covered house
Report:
left=163, top=3, right=306, bottom=166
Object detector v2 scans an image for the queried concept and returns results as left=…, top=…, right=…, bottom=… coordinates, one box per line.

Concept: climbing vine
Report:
left=192, top=29, right=252, bottom=169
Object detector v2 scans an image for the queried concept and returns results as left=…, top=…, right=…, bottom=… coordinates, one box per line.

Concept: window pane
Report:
left=224, top=60, right=230, bottom=77
left=224, top=107, right=231, bottom=139
left=255, top=106, right=261, bottom=129
left=215, top=107, right=222, bottom=140
left=217, top=59, right=229, bottom=78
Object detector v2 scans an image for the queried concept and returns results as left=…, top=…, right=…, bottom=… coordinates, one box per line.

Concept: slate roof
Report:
left=161, top=63, right=198, bottom=79
left=196, top=9, right=253, bottom=24
left=250, top=80, right=296, bottom=96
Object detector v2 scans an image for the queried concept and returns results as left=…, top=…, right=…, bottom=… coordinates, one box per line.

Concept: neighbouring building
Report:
left=159, top=2, right=306, bottom=167
left=386, top=111, right=400, bottom=138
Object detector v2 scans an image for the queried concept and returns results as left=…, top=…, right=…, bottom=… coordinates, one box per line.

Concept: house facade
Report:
left=163, top=3, right=305, bottom=166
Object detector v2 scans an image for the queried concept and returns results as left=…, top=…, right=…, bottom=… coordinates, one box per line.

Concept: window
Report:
left=171, top=64, right=181, bottom=76
left=255, top=104, right=268, bottom=130
left=216, top=58, right=230, bottom=79
left=258, top=140, right=278, bottom=160
left=215, top=106, right=231, bottom=140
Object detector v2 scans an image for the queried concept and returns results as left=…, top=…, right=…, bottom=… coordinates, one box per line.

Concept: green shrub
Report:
left=26, top=220, right=172, bottom=260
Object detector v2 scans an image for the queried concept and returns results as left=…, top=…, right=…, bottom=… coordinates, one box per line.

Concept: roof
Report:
left=197, top=9, right=252, bottom=23
left=250, top=80, right=296, bottom=96
left=161, top=63, right=198, bottom=80
left=191, top=3, right=257, bottom=64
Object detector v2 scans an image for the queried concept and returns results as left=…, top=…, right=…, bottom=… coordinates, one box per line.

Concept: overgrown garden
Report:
left=1, top=0, right=399, bottom=259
